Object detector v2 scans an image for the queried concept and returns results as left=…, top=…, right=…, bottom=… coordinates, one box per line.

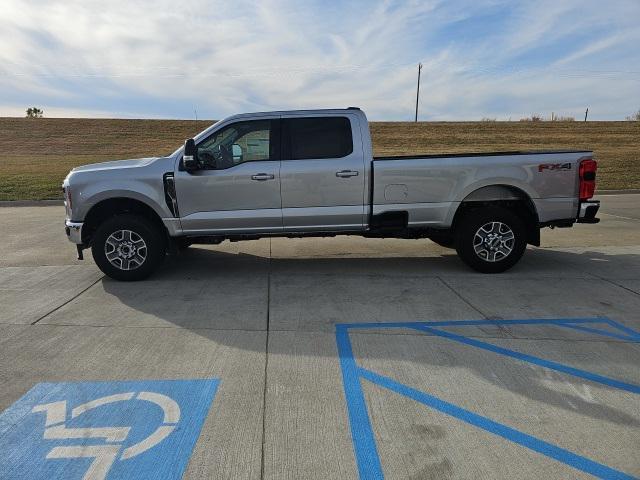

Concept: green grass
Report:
left=0, top=118, right=638, bottom=200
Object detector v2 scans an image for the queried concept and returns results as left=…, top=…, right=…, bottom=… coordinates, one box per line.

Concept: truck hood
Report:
left=71, top=157, right=160, bottom=173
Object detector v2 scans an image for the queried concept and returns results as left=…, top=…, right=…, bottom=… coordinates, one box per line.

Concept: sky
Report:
left=1, top=0, right=639, bottom=121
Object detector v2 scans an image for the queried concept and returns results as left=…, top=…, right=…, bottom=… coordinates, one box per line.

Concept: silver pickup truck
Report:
left=63, top=108, right=600, bottom=280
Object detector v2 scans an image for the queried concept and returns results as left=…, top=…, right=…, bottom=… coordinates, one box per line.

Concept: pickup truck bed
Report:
left=371, top=150, right=592, bottom=229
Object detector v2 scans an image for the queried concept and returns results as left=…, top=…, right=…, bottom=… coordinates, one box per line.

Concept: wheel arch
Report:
left=451, top=184, right=540, bottom=246
left=82, top=197, right=167, bottom=245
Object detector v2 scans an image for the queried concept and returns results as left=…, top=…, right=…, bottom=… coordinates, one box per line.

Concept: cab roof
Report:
left=223, top=107, right=362, bottom=121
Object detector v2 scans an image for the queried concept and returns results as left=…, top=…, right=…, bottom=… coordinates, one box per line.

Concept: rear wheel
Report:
left=455, top=206, right=527, bottom=273
left=91, top=214, right=166, bottom=281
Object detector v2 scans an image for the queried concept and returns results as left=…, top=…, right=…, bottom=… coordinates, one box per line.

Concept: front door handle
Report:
left=336, top=170, right=359, bottom=178
left=251, top=173, right=275, bottom=181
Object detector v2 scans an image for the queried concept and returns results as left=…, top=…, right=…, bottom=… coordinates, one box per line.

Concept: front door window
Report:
left=197, top=120, right=272, bottom=170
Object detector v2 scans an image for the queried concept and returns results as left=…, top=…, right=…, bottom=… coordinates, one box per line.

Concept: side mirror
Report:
left=183, top=138, right=199, bottom=171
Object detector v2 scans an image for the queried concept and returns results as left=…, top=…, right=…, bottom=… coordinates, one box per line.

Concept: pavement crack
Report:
left=15, top=323, right=633, bottom=343
left=436, top=276, right=488, bottom=318
left=30, top=275, right=104, bottom=325
left=436, top=276, right=517, bottom=338
left=259, top=237, right=272, bottom=480
left=589, top=272, right=640, bottom=297
left=600, top=212, right=639, bottom=222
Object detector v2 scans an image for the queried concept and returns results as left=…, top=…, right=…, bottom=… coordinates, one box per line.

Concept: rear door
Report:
left=280, top=115, right=366, bottom=231
left=174, top=118, right=283, bottom=234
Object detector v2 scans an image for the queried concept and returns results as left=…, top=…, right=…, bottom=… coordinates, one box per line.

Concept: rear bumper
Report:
left=577, top=200, right=600, bottom=224
left=65, top=220, right=83, bottom=244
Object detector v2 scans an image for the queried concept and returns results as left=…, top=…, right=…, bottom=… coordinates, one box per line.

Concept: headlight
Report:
left=64, top=185, right=72, bottom=214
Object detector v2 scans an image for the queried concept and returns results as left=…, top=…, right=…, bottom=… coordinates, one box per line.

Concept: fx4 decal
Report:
left=538, top=162, right=572, bottom=172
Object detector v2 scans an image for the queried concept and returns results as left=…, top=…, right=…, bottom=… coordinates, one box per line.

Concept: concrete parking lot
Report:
left=0, top=194, right=638, bottom=479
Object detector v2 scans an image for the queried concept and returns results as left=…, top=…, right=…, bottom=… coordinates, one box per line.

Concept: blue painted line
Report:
left=337, top=316, right=639, bottom=343
left=337, top=318, right=640, bottom=478
left=411, top=325, right=640, bottom=394
left=336, top=325, right=384, bottom=480
left=358, top=367, right=637, bottom=480
left=339, top=317, right=607, bottom=330
left=556, top=323, right=639, bottom=342
left=602, top=318, right=640, bottom=341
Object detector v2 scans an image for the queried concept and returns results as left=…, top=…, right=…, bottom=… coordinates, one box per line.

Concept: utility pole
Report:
left=584, top=108, right=589, bottom=122
left=414, top=63, right=422, bottom=122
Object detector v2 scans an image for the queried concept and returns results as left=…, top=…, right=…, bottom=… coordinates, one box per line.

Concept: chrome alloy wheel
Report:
left=473, top=221, right=515, bottom=262
left=104, top=229, right=147, bottom=271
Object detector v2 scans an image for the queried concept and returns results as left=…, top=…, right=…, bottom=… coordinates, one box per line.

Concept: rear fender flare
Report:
left=448, top=184, right=540, bottom=246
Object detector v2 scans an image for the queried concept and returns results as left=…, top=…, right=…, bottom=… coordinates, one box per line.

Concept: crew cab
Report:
left=63, top=108, right=600, bottom=280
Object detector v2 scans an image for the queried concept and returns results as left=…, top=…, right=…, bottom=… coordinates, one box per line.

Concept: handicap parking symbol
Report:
left=0, top=378, right=219, bottom=479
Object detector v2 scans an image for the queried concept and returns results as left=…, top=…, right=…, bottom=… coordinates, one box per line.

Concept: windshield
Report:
left=169, top=119, right=223, bottom=157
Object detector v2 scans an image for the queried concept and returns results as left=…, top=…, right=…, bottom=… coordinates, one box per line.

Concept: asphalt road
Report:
left=0, top=194, right=638, bottom=480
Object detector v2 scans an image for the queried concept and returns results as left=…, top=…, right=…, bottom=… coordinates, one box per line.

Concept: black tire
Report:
left=429, top=233, right=455, bottom=249
left=91, top=214, right=166, bottom=281
left=176, top=238, right=193, bottom=251
left=455, top=206, right=527, bottom=273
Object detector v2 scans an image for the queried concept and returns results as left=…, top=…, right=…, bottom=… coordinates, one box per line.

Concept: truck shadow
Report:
left=100, top=244, right=640, bottom=430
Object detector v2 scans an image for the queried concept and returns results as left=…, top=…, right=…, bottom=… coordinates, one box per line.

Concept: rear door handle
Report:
left=251, top=173, right=275, bottom=181
left=336, top=170, right=359, bottom=178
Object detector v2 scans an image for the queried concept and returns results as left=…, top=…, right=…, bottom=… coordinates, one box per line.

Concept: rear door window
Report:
left=284, top=117, right=353, bottom=160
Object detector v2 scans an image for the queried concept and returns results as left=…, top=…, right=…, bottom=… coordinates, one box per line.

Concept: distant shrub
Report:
left=480, top=117, right=497, bottom=122
left=518, top=114, right=575, bottom=122
left=519, top=115, right=543, bottom=122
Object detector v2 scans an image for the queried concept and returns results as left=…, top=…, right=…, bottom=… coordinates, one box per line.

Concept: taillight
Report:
left=579, top=158, right=597, bottom=201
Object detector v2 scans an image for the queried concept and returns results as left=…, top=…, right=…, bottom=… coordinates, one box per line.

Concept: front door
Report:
left=279, top=115, right=366, bottom=231
left=174, top=118, right=283, bottom=234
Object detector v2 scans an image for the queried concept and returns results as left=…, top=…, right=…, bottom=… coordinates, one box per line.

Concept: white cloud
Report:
left=0, top=0, right=638, bottom=119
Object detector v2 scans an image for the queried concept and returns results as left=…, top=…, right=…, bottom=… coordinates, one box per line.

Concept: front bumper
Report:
left=577, top=200, right=600, bottom=224
left=65, top=220, right=83, bottom=244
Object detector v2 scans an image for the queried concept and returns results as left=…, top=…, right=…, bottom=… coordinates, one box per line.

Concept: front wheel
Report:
left=455, top=207, right=527, bottom=273
left=91, top=214, right=166, bottom=281
left=176, top=238, right=193, bottom=251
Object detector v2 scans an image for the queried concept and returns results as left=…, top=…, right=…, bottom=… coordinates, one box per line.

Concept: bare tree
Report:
left=626, top=109, right=640, bottom=121
left=26, top=107, right=44, bottom=118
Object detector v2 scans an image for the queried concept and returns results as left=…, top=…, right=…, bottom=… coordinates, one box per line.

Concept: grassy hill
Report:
left=0, top=117, right=638, bottom=200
